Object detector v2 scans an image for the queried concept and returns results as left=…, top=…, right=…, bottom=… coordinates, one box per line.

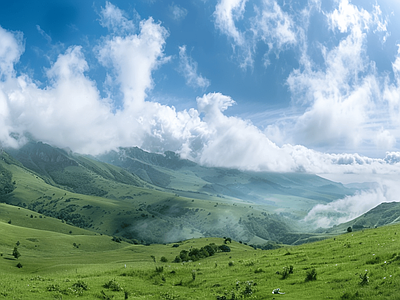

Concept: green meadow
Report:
left=2, top=143, right=400, bottom=299
left=1, top=202, right=400, bottom=299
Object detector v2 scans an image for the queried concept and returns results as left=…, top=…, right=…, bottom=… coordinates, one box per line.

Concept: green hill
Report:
left=2, top=141, right=391, bottom=246
left=1, top=145, right=309, bottom=245
left=1, top=207, right=400, bottom=299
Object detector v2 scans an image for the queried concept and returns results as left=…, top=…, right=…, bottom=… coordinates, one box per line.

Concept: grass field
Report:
left=1, top=204, right=400, bottom=299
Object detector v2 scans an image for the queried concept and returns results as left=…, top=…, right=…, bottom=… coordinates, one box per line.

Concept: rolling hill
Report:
left=1, top=203, right=400, bottom=299
left=0, top=141, right=377, bottom=246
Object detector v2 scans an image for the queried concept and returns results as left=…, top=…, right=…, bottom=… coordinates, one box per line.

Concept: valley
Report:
left=1, top=142, right=367, bottom=246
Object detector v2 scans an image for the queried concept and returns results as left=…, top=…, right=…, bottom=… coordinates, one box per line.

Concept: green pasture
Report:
left=1, top=210, right=400, bottom=299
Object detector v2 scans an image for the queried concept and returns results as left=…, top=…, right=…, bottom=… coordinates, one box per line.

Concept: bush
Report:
left=12, top=247, right=21, bottom=259
left=218, top=245, right=231, bottom=252
left=103, top=279, right=123, bottom=291
left=72, top=280, right=89, bottom=291
left=281, top=267, right=290, bottom=279
left=160, top=256, right=168, bottom=263
left=305, top=268, right=317, bottom=282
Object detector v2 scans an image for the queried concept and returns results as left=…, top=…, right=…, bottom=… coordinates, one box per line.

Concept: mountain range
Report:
left=1, top=141, right=399, bottom=246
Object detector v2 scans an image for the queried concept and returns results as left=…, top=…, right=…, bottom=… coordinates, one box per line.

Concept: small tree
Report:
left=12, top=247, right=21, bottom=259
left=347, top=226, right=353, bottom=233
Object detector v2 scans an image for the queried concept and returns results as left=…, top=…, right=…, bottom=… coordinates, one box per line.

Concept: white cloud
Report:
left=195, top=93, right=295, bottom=171
left=1, top=1, right=400, bottom=193
left=99, top=1, right=136, bottom=34
left=214, top=0, right=247, bottom=46
left=214, top=0, right=300, bottom=69
left=36, top=25, right=52, bottom=43
left=303, top=176, right=400, bottom=228
left=96, top=17, right=169, bottom=111
left=251, top=0, right=297, bottom=49
left=178, top=45, right=210, bottom=89
left=170, top=4, right=188, bottom=21
left=284, top=0, right=389, bottom=152
left=0, top=26, right=24, bottom=80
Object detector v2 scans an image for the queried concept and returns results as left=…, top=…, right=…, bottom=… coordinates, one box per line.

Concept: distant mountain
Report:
left=6, top=142, right=147, bottom=196
left=98, top=146, right=357, bottom=212
left=0, top=141, right=366, bottom=245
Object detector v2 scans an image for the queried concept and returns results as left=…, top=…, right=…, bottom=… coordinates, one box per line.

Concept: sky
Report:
left=2, top=0, right=400, bottom=227
left=1, top=0, right=400, bottom=178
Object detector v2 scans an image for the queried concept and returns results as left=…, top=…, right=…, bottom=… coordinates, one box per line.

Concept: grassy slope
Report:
left=98, top=147, right=356, bottom=217
left=1, top=210, right=400, bottom=299
left=2, top=149, right=318, bottom=245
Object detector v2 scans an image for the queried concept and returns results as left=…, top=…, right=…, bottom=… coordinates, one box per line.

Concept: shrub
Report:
left=155, top=266, right=164, bottom=273
left=281, top=267, right=290, bottom=279
left=218, top=245, right=231, bottom=252
left=72, top=280, right=89, bottom=291
left=103, top=279, right=123, bottom=291
left=16, top=263, right=23, bottom=268
left=179, top=250, right=189, bottom=261
left=12, top=247, right=21, bottom=259
left=305, top=268, right=317, bottom=282
left=228, top=261, right=234, bottom=267
left=289, top=265, right=294, bottom=274
left=160, top=256, right=168, bottom=263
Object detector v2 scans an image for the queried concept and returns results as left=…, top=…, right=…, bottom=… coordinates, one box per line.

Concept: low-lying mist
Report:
left=303, top=175, right=400, bottom=228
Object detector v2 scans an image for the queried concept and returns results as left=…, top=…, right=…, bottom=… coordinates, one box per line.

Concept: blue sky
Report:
left=2, top=0, right=400, bottom=178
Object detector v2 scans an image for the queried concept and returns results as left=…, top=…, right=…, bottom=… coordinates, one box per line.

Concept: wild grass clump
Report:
left=305, top=268, right=317, bottom=282
left=359, top=271, right=369, bottom=286
left=155, top=266, right=164, bottom=273
left=281, top=265, right=293, bottom=279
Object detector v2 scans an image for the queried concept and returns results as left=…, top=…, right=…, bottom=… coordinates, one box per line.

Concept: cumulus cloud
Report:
left=96, top=17, right=169, bottom=111
left=178, top=45, right=210, bottom=89
left=284, top=0, right=389, bottom=151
